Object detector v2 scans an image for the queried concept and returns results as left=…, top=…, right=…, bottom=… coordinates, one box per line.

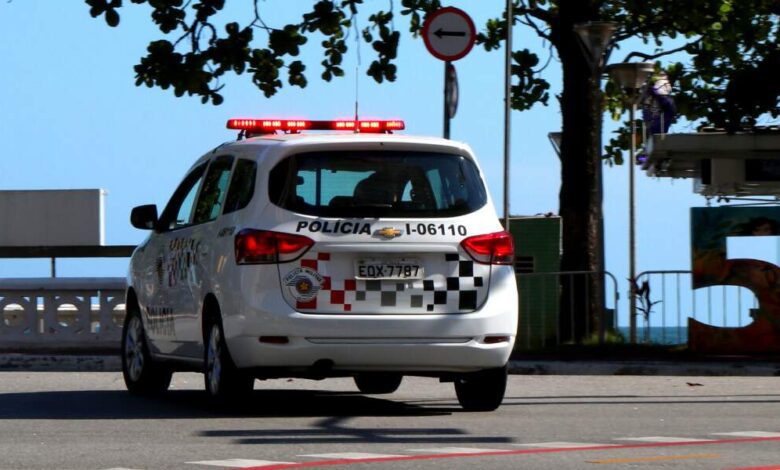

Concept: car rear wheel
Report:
left=204, top=318, right=254, bottom=400
left=121, top=308, right=172, bottom=395
left=354, top=373, right=403, bottom=394
left=454, top=366, right=507, bottom=411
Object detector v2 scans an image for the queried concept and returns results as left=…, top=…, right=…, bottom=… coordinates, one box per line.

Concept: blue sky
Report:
left=1, top=2, right=775, bottom=327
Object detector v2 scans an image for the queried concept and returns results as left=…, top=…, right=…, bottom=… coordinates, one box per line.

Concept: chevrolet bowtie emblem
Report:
left=377, top=227, right=402, bottom=239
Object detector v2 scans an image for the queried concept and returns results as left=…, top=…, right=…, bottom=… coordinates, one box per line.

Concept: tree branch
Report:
left=524, top=0, right=554, bottom=24
left=533, top=41, right=555, bottom=73
left=520, top=12, right=551, bottom=41
left=621, top=39, right=701, bottom=62
left=250, top=0, right=272, bottom=32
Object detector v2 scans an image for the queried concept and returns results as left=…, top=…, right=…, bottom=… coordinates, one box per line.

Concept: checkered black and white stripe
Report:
left=284, top=252, right=489, bottom=314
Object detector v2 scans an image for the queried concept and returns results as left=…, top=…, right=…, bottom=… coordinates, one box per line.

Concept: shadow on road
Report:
left=0, top=388, right=459, bottom=420
left=200, top=415, right=515, bottom=445
left=0, top=389, right=519, bottom=446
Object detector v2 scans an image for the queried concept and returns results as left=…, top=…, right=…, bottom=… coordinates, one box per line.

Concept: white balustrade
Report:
left=0, top=278, right=126, bottom=352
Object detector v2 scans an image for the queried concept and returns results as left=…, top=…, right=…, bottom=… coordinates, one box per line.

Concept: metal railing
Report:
left=515, top=271, right=619, bottom=350
left=633, top=270, right=760, bottom=345
left=1, top=267, right=755, bottom=352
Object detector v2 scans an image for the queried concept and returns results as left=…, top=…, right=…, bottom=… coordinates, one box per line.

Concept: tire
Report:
left=204, top=317, right=254, bottom=400
left=121, top=307, right=172, bottom=395
left=354, top=373, right=403, bottom=394
left=454, top=366, right=507, bottom=412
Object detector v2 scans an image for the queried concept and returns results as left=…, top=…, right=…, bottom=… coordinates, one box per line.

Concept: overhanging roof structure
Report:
left=643, top=129, right=780, bottom=196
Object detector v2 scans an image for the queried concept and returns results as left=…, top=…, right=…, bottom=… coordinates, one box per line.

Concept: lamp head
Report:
left=606, top=62, right=655, bottom=91
left=573, top=21, right=617, bottom=68
left=548, top=132, right=562, bottom=157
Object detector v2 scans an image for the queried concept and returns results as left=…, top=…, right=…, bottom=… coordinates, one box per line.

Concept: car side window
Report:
left=223, top=158, right=257, bottom=215
left=158, top=163, right=207, bottom=231
left=193, top=155, right=235, bottom=225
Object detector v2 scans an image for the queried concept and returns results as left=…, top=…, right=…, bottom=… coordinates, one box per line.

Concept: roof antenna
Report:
left=353, top=16, right=361, bottom=132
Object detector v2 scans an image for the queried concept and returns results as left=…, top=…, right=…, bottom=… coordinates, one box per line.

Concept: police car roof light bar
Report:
left=227, top=119, right=405, bottom=135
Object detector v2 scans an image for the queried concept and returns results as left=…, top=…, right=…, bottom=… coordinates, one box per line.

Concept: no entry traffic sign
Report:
left=422, top=7, right=476, bottom=62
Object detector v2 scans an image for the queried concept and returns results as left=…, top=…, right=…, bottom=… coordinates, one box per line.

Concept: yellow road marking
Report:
left=587, top=453, right=721, bottom=464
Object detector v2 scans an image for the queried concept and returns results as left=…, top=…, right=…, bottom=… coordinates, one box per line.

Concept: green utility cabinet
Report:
left=506, top=216, right=561, bottom=350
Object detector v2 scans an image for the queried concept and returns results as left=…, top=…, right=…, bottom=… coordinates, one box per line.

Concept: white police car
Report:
left=123, top=118, right=518, bottom=411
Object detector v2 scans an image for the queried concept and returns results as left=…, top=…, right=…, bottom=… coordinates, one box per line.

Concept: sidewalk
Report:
left=1, top=353, right=779, bottom=376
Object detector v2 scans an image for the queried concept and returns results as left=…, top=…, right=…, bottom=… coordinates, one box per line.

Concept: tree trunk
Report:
left=553, top=1, right=606, bottom=343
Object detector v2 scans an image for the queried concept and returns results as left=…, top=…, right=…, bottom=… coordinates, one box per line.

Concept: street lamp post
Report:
left=606, top=62, right=655, bottom=344
left=502, top=0, right=513, bottom=231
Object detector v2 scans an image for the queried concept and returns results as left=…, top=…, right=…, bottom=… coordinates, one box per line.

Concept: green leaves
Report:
left=288, top=60, right=307, bottom=88
left=510, top=49, right=550, bottom=111
left=302, top=0, right=346, bottom=35
left=269, top=25, right=307, bottom=57
left=247, top=48, right=283, bottom=98
left=83, top=0, right=778, bottom=128
left=321, top=37, right=346, bottom=81
left=363, top=10, right=399, bottom=83
left=476, top=18, right=505, bottom=52
left=85, top=0, right=122, bottom=27
left=208, top=23, right=253, bottom=75
left=400, top=0, right=441, bottom=35
left=149, top=1, right=185, bottom=34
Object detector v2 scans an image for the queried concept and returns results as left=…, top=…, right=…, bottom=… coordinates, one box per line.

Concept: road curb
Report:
left=509, top=359, right=780, bottom=376
left=0, top=354, right=121, bottom=372
left=1, top=354, right=779, bottom=376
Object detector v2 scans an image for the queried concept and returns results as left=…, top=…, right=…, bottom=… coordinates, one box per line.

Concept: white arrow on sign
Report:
left=422, top=7, right=476, bottom=62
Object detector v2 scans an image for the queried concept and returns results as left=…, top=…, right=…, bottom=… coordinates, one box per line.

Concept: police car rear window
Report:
left=268, top=151, right=487, bottom=218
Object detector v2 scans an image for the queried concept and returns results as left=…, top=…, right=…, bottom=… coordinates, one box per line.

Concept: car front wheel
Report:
left=454, top=366, right=507, bottom=411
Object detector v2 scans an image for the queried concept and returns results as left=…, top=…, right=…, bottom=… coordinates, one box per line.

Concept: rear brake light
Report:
left=235, top=229, right=313, bottom=264
left=461, top=231, right=515, bottom=265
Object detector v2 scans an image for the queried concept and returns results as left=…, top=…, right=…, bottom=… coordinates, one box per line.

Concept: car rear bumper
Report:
left=227, top=334, right=513, bottom=374
left=224, top=268, right=518, bottom=373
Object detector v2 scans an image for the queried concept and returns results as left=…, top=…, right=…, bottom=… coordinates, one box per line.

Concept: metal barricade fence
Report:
left=515, top=271, right=619, bottom=350
left=3, top=270, right=755, bottom=351
left=633, top=270, right=760, bottom=345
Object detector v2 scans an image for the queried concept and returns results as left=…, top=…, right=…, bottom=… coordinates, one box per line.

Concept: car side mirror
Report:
left=130, top=204, right=159, bottom=230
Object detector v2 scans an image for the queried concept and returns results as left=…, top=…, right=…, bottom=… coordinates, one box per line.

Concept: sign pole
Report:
left=443, top=61, right=451, bottom=139
left=422, top=7, right=475, bottom=140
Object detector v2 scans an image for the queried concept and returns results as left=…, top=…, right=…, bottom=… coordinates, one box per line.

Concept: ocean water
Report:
left=618, top=326, right=688, bottom=345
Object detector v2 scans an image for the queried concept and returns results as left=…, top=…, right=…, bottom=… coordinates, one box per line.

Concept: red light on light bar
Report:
left=332, top=121, right=357, bottom=130
left=227, top=119, right=311, bottom=132
left=227, top=118, right=259, bottom=129
left=333, top=120, right=405, bottom=132
left=227, top=119, right=404, bottom=133
left=384, top=120, right=405, bottom=130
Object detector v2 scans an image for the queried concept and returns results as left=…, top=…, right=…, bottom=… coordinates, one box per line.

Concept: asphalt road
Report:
left=0, top=372, right=778, bottom=469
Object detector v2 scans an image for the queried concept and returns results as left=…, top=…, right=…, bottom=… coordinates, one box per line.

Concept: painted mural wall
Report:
left=690, top=206, right=780, bottom=353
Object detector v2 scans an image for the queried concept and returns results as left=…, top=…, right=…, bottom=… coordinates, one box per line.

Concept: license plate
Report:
left=354, top=258, right=423, bottom=280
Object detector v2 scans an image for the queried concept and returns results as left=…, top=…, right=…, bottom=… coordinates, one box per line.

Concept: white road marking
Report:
left=298, top=452, right=404, bottom=460
left=407, top=447, right=510, bottom=454
left=712, top=431, right=780, bottom=438
left=512, top=442, right=617, bottom=448
left=614, top=436, right=714, bottom=443
left=187, top=459, right=294, bottom=468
